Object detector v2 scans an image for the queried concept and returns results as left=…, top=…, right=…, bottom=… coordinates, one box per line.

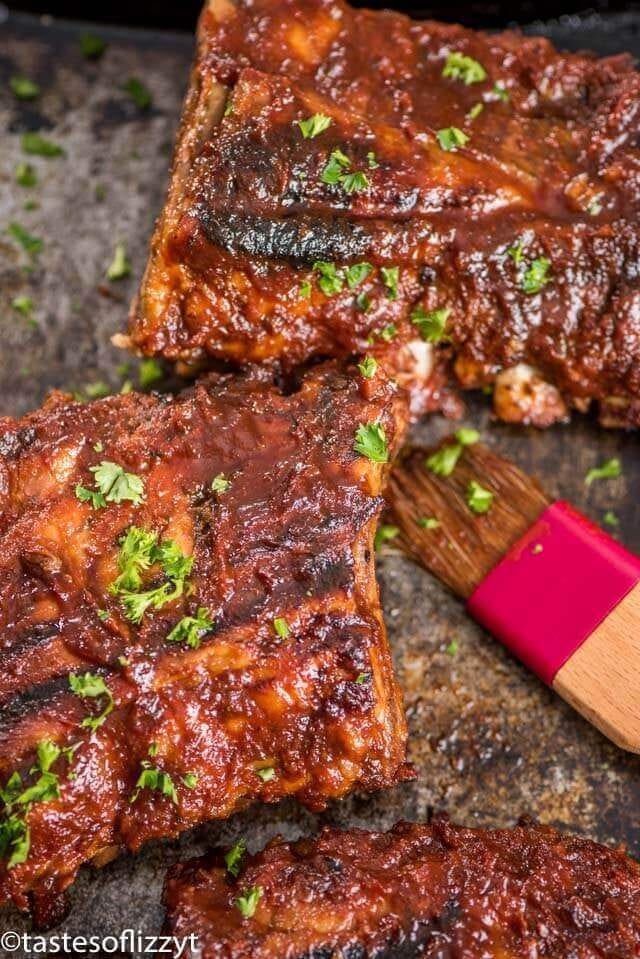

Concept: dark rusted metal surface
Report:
left=0, top=8, right=638, bottom=951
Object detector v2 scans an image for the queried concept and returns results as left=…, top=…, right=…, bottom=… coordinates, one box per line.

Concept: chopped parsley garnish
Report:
left=466, top=480, right=494, bottom=514
left=467, top=102, right=484, bottom=121
left=374, top=524, right=399, bottom=550
left=84, top=381, right=110, bottom=398
left=182, top=773, right=198, bottom=789
left=585, top=458, right=622, bottom=486
left=256, top=766, right=276, bottom=782
left=425, top=427, right=479, bottom=476
left=223, top=98, right=234, bottom=117
left=445, top=639, right=459, bottom=656
left=341, top=171, right=370, bottom=194
left=95, top=183, right=107, bottom=201
left=15, top=162, right=37, bottom=188
left=299, top=279, right=312, bottom=299
left=109, top=528, right=193, bottom=624
left=297, top=113, right=332, bottom=138
left=411, top=306, right=451, bottom=343
left=380, top=266, right=399, bottom=300
left=0, top=739, right=76, bottom=869
left=506, top=239, right=526, bottom=264
left=93, top=441, right=104, bottom=452
left=10, top=76, right=40, bottom=100
left=354, top=422, right=388, bottom=463
left=312, top=261, right=344, bottom=296
left=236, top=885, right=262, bottom=919
left=418, top=517, right=440, bottom=529
left=69, top=672, right=114, bottom=732
left=492, top=82, right=510, bottom=102
left=139, top=358, right=163, bottom=388
left=167, top=608, right=214, bottom=649
left=80, top=33, right=107, bottom=59
left=123, top=77, right=152, bottom=110
left=522, top=257, right=552, bottom=295
left=130, top=765, right=178, bottom=805
left=436, top=127, right=469, bottom=152
left=587, top=198, right=603, bottom=216
left=106, top=243, right=131, bottom=281
left=356, top=291, right=371, bottom=312
left=7, top=222, right=43, bottom=257
left=225, top=838, right=247, bottom=877
left=211, top=473, right=231, bottom=494
left=442, top=52, right=487, bottom=85
left=321, top=149, right=370, bottom=194
left=367, top=151, right=379, bottom=169
left=355, top=672, right=369, bottom=684
left=76, top=461, right=145, bottom=510
left=378, top=324, right=397, bottom=342
left=11, top=295, right=33, bottom=318
left=345, top=262, right=372, bottom=289
left=97, top=609, right=110, bottom=622
left=273, top=617, right=291, bottom=639
left=22, top=132, right=65, bottom=157
left=603, top=510, right=619, bottom=528
left=358, top=356, right=378, bottom=379
left=321, top=148, right=350, bottom=184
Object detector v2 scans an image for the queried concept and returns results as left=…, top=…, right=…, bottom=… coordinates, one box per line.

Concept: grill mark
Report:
left=199, top=209, right=373, bottom=263
left=0, top=673, right=77, bottom=732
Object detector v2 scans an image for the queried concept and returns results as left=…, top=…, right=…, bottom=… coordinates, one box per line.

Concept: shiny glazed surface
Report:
left=164, top=818, right=640, bottom=958
left=0, top=363, right=409, bottom=921
left=131, top=0, right=640, bottom=426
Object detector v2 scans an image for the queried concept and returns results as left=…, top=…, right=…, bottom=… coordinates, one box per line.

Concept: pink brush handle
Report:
left=466, top=501, right=640, bottom=685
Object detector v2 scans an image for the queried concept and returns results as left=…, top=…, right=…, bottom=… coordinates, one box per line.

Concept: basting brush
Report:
left=386, top=434, right=640, bottom=753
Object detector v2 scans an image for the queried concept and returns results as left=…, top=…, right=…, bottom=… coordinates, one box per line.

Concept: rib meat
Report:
left=163, top=818, right=640, bottom=958
left=129, top=0, right=640, bottom=427
left=0, top=363, right=410, bottom=922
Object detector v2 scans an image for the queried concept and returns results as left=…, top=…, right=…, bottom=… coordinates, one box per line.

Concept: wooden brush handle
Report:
left=467, top=501, right=640, bottom=754
left=554, top=582, right=640, bottom=753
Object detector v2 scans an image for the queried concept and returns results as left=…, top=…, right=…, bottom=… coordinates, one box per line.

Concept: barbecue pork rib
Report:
left=128, top=0, right=640, bottom=427
left=0, top=363, right=410, bottom=923
left=163, top=819, right=640, bottom=958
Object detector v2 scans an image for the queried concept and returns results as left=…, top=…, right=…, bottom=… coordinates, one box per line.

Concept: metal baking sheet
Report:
left=1, top=7, right=639, bottom=952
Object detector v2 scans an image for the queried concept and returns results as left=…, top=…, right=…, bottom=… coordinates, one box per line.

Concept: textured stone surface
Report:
left=0, top=8, right=638, bottom=950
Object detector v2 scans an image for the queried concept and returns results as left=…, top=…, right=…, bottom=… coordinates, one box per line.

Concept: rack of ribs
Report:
left=0, top=363, right=410, bottom=924
left=128, top=0, right=640, bottom=427
left=163, top=818, right=640, bottom=957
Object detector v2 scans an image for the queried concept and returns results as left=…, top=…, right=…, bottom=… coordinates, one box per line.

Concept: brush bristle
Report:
left=386, top=440, right=549, bottom=598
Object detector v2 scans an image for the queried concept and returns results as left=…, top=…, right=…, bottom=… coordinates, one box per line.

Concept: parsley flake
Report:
left=69, top=672, right=114, bottom=732
left=273, top=617, right=291, bottom=639
left=492, top=82, right=510, bottom=102
left=22, top=132, right=65, bottom=157
left=466, top=480, right=494, bottom=514
left=467, top=102, right=484, bottom=121
left=256, top=766, right=275, bottom=782
left=585, top=458, right=622, bottom=486
left=354, top=422, right=388, bottom=463
left=11, top=295, right=33, bottom=318
left=355, top=672, right=369, bottom=684
left=312, top=261, right=344, bottom=296
left=87, top=461, right=145, bottom=506
left=522, top=257, right=552, bottom=295
left=167, top=608, right=213, bottom=649
left=124, top=77, right=152, bottom=110
left=374, top=524, right=399, bottom=550
left=411, top=306, right=451, bottom=343
left=298, top=113, right=332, bottom=138
left=182, top=773, right=198, bottom=789
left=345, top=262, right=372, bottom=289
left=341, top=170, right=370, bottom=194
left=15, top=162, right=37, bottom=188
left=321, top=148, right=350, bottom=184
left=10, top=76, right=40, bottom=100
left=445, top=639, right=459, bottom=656
left=7, top=222, right=43, bottom=257
left=130, top=765, right=178, bottom=805
left=426, top=428, right=478, bottom=476
left=442, top=52, right=487, bottom=85
left=367, top=151, right=379, bottom=169
left=139, top=358, right=163, bottom=388
left=299, top=279, right=312, bottom=299
left=211, top=473, right=231, bottom=494
left=109, top=529, right=193, bottom=624
left=225, top=838, right=247, bottom=877
left=80, top=33, right=107, bottom=59
left=418, top=517, right=440, bottom=529
left=106, top=243, right=131, bottom=281
left=603, top=510, right=619, bottom=528
left=380, top=266, right=399, bottom=300
left=436, top=127, right=469, bottom=152
left=358, top=356, right=378, bottom=379
left=236, top=885, right=262, bottom=919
